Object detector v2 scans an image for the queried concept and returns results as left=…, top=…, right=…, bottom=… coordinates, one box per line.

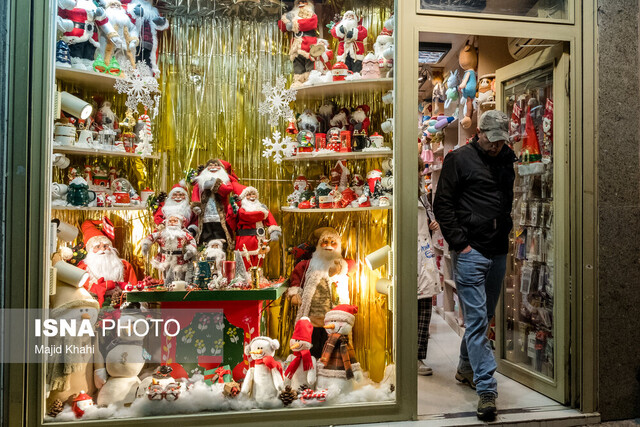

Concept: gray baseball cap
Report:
left=478, top=110, right=509, bottom=142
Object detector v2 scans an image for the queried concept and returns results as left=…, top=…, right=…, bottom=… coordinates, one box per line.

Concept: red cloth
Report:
left=89, top=278, right=116, bottom=307
left=252, top=355, right=283, bottom=376
left=231, top=205, right=279, bottom=269
left=58, top=6, right=113, bottom=46
left=284, top=350, right=313, bottom=379
left=331, top=24, right=368, bottom=61
left=278, top=14, right=318, bottom=59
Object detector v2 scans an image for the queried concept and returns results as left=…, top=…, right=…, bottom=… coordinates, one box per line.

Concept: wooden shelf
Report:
left=294, top=78, right=393, bottom=100
left=283, top=150, right=392, bottom=162
left=126, top=285, right=287, bottom=303
left=281, top=206, right=392, bottom=213
left=56, top=67, right=124, bottom=92
left=51, top=206, right=147, bottom=211
left=53, top=145, right=160, bottom=159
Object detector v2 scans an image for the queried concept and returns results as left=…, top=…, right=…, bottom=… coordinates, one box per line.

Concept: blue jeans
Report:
left=452, top=248, right=507, bottom=396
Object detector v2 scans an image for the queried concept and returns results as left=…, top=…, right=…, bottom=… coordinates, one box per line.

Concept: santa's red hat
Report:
left=292, top=316, right=313, bottom=343
left=380, top=27, right=393, bottom=37
left=239, top=186, right=258, bottom=200
left=81, top=220, right=111, bottom=250
left=355, top=104, right=370, bottom=115
left=325, top=304, right=358, bottom=326
left=168, top=180, right=188, bottom=197
left=72, top=390, right=94, bottom=418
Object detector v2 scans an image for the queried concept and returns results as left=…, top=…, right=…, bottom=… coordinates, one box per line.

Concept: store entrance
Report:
left=417, top=32, right=570, bottom=418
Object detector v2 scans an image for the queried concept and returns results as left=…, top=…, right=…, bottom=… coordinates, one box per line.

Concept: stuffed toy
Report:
left=241, top=336, right=284, bottom=402
left=284, top=317, right=317, bottom=390
left=316, top=305, right=363, bottom=393
left=121, top=0, right=169, bottom=76
left=457, top=42, right=478, bottom=129
left=444, top=69, right=460, bottom=109
left=477, top=73, right=496, bottom=109
left=298, top=110, right=320, bottom=134
left=330, top=11, right=368, bottom=73
left=98, top=0, right=139, bottom=70
left=278, top=0, right=319, bottom=87
left=373, top=20, right=393, bottom=77
left=349, top=104, right=370, bottom=134
left=431, top=71, right=446, bottom=115
left=309, top=38, right=333, bottom=74
left=329, top=108, right=349, bottom=130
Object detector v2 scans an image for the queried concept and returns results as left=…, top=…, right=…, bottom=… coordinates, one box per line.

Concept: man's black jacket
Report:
left=433, top=139, right=518, bottom=257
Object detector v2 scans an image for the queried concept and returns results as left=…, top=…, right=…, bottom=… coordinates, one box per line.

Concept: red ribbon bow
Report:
left=284, top=350, right=313, bottom=379
left=214, top=366, right=231, bottom=383
left=252, top=356, right=283, bottom=376
left=90, top=278, right=117, bottom=306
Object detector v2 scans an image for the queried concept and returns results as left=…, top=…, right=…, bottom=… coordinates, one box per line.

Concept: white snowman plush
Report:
left=95, top=304, right=147, bottom=406
left=316, top=305, right=363, bottom=394
left=283, top=317, right=317, bottom=390
left=240, top=336, right=284, bottom=402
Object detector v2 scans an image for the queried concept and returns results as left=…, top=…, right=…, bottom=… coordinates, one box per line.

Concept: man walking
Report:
left=433, top=110, right=517, bottom=421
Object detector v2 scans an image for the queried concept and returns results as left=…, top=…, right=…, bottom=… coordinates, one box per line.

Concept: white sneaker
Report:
left=418, top=360, right=433, bottom=376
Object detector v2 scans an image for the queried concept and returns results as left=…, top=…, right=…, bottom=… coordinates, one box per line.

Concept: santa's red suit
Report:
left=58, top=0, right=118, bottom=48
left=141, top=227, right=197, bottom=283
left=153, top=182, right=199, bottom=234
left=277, top=8, right=318, bottom=62
left=312, top=43, right=334, bottom=72
left=330, top=15, right=368, bottom=63
left=77, top=220, right=137, bottom=306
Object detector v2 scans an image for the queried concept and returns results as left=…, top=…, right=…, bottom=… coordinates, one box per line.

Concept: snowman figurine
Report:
left=240, top=336, right=284, bottom=403
left=317, top=305, right=363, bottom=394
left=283, top=317, right=317, bottom=391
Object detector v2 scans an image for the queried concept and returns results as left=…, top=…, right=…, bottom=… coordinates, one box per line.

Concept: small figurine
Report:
left=72, top=391, right=95, bottom=418
left=457, top=42, right=478, bottom=129
left=123, top=0, right=170, bottom=75
left=278, top=0, right=319, bottom=87
left=287, top=175, right=311, bottom=207
left=317, top=102, right=336, bottom=133
left=477, top=73, right=496, bottom=109
left=329, top=108, right=349, bottom=130
left=331, top=11, right=368, bottom=73
left=240, top=336, right=284, bottom=403
left=284, top=317, right=317, bottom=390
left=374, top=18, right=394, bottom=78
left=349, top=104, right=370, bottom=135
left=298, top=110, right=320, bottom=134
left=309, top=38, right=333, bottom=74
left=203, top=239, right=226, bottom=274
left=315, top=182, right=333, bottom=208
left=351, top=174, right=365, bottom=196
left=357, top=169, right=384, bottom=207
left=99, top=0, right=139, bottom=69
left=153, top=182, right=198, bottom=235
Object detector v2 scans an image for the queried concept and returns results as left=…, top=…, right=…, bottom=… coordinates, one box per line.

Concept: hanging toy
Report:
left=509, top=100, right=523, bottom=143
left=541, top=98, right=553, bottom=157
left=444, top=69, right=460, bottom=109
left=425, top=115, right=456, bottom=134
left=518, top=102, right=544, bottom=176
left=457, top=42, right=478, bottom=129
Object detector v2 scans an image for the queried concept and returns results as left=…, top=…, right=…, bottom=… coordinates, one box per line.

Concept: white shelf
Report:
left=53, top=145, right=160, bottom=159
left=283, top=150, right=392, bottom=162
left=294, top=78, right=393, bottom=100
left=281, top=206, right=392, bottom=213
left=56, top=67, right=123, bottom=92
left=51, top=206, right=147, bottom=211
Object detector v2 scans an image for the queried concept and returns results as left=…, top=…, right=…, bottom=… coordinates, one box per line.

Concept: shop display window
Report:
left=43, top=0, right=397, bottom=422
left=418, top=0, right=570, bottom=21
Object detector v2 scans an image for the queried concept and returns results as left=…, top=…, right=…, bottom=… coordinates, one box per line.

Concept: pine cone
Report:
left=390, top=384, right=395, bottom=393
left=279, top=386, right=298, bottom=406
left=297, top=384, right=309, bottom=394
left=47, top=399, right=64, bottom=418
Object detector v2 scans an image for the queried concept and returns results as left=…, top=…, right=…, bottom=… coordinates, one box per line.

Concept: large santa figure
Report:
left=287, top=227, right=355, bottom=358
left=330, top=10, right=368, bottom=73
left=278, top=0, right=319, bottom=86
left=57, top=0, right=123, bottom=70
left=99, top=0, right=139, bottom=69
left=191, top=159, right=245, bottom=248
left=153, top=181, right=198, bottom=236
left=77, top=220, right=137, bottom=306
left=121, top=0, right=169, bottom=75
left=141, top=213, right=198, bottom=288
left=228, top=187, right=281, bottom=271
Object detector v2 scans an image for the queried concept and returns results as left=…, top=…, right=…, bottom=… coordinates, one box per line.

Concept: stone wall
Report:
left=597, top=0, right=640, bottom=421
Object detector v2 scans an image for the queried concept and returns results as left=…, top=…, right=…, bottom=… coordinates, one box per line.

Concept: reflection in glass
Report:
left=420, top=0, right=568, bottom=20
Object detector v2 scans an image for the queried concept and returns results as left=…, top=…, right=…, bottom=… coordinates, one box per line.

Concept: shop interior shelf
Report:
left=294, top=77, right=393, bottom=100
left=56, top=67, right=124, bottom=92
left=281, top=206, right=392, bottom=213
left=53, top=145, right=160, bottom=159
left=283, top=150, right=392, bottom=162
left=126, top=285, right=287, bottom=303
left=51, top=206, right=147, bottom=211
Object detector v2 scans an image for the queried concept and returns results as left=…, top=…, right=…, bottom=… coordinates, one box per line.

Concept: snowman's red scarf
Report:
left=284, top=349, right=313, bottom=379
left=251, top=355, right=283, bottom=376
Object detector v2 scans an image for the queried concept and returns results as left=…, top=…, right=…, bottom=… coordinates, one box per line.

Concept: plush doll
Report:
left=457, top=42, right=478, bottom=129
left=298, top=110, right=320, bottom=134
left=278, top=0, right=319, bottom=87
left=431, top=71, right=446, bottom=115
left=444, top=70, right=460, bottom=110
left=95, top=304, right=147, bottom=406
left=349, top=105, right=370, bottom=135
left=330, top=11, right=368, bottom=73
left=477, top=73, right=496, bottom=109
left=98, top=0, right=139, bottom=70
left=316, top=305, right=363, bottom=393
left=284, top=317, right=317, bottom=390
left=373, top=21, right=393, bottom=77
left=121, top=0, right=169, bottom=76
left=309, top=38, right=333, bottom=74
left=57, top=0, right=123, bottom=70
left=241, top=336, right=284, bottom=402
left=329, top=108, right=349, bottom=130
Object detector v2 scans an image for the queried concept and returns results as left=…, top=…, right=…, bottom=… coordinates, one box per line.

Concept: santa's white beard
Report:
left=318, top=104, right=334, bottom=118
left=195, top=167, right=230, bottom=188
left=293, top=3, right=315, bottom=16
left=161, top=226, right=187, bottom=250
left=241, top=199, right=265, bottom=213
left=341, top=18, right=358, bottom=32
left=352, top=109, right=366, bottom=122
left=131, top=0, right=159, bottom=21
left=84, top=248, right=124, bottom=282
left=308, top=246, right=342, bottom=274
left=163, top=198, right=192, bottom=220
left=105, top=7, right=133, bottom=29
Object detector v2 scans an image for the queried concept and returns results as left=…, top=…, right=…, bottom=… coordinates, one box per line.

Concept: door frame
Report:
left=494, top=44, right=570, bottom=403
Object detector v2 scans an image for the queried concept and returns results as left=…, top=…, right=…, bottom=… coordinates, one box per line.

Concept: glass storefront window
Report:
left=419, top=0, right=569, bottom=21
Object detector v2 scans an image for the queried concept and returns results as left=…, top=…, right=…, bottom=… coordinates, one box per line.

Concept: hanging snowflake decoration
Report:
left=262, top=130, right=296, bottom=164
left=258, top=75, right=297, bottom=127
left=114, top=61, right=159, bottom=112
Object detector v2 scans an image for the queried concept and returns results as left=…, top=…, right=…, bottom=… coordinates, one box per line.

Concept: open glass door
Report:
left=495, top=45, right=570, bottom=403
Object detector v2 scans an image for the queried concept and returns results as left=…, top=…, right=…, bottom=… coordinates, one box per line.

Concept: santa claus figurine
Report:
left=349, top=105, right=370, bottom=135
left=357, top=169, right=384, bottom=207
left=77, top=219, right=137, bottom=306
left=287, top=175, right=311, bottom=208
left=121, top=0, right=169, bottom=75
left=154, top=181, right=198, bottom=236
left=228, top=187, right=281, bottom=271
left=330, top=11, right=368, bottom=73
left=99, top=0, right=139, bottom=70
left=278, top=0, right=319, bottom=87
left=309, top=38, right=333, bottom=74
left=57, top=0, right=123, bottom=70
left=72, top=390, right=95, bottom=418
left=191, top=159, right=245, bottom=248
left=287, top=227, right=355, bottom=358
left=141, top=213, right=198, bottom=288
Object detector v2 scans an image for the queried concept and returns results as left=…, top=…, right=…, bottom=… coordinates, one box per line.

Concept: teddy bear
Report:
left=283, top=317, right=317, bottom=391
left=240, top=336, right=284, bottom=403
left=477, top=73, right=496, bottom=109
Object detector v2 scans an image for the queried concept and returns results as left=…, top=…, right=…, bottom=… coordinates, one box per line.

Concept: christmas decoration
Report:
left=361, top=53, right=380, bottom=79
left=262, top=130, right=296, bottom=164
left=278, top=386, right=298, bottom=406
left=47, top=399, right=64, bottom=418
left=123, top=0, right=170, bottom=76
left=299, top=387, right=327, bottom=403
left=373, top=18, right=394, bottom=77
left=541, top=98, right=553, bottom=157
left=99, top=0, right=139, bottom=69
left=310, top=38, right=333, bottom=74
left=330, top=11, right=368, bottom=73
left=223, top=381, right=241, bottom=397
left=349, top=104, right=370, bottom=135
left=431, top=71, right=446, bottom=115
left=284, top=317, right=317, bottom=391
left=278, top=0, right=319, bottom=86
left=477, top=73, right=496, bottom=109
left=457, top=42, right=478, bottom=129
left=287, top=175, right=311, bottom=207
left=258, top=75, right=297, bottom=127
left=518, top=103, right=545, bottom=176
left=240, top=336, right=284, bottom=403
left=135, top=111, right=154, bottom=156
left=72, top=391, right=95, bottom=418
left=114, top=60, right=160, bottom=112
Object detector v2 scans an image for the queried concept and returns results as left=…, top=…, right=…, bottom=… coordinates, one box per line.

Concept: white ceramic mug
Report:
left=382, top=90, right=394, bottom=105
left=381, top=118, right=394, bottom=134
left=77, top=129, right=95, bottom=147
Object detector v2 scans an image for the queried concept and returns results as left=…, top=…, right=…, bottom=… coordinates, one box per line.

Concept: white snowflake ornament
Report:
left=258, top=75, right=297, bottom=127
left=114, top=61, right=160, bottom=112
left=262, top=130, right=296, bottom=164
